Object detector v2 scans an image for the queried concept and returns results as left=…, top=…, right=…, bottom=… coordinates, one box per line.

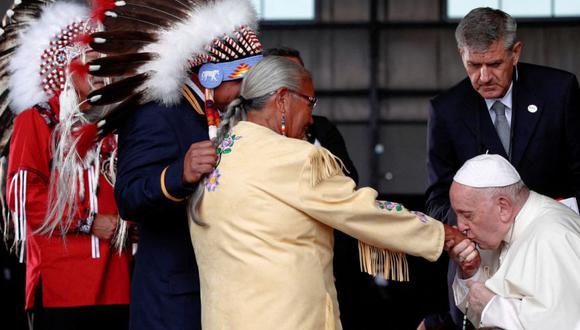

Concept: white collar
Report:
left=503, top=190, right=538, bottom=246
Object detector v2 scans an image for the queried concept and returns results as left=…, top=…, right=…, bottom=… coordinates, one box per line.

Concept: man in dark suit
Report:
left=423, top=7, right=580, bottom=329
left=115, top=99, right=216, bottom=330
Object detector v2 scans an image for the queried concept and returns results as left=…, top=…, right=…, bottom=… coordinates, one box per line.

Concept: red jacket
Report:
left=6, top=97, right=131, bottom=309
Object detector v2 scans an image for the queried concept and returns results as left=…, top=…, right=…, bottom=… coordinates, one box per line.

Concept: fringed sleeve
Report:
left=298, top=147, right=444, bottom=282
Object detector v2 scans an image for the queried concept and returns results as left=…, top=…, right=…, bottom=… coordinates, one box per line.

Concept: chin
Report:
left=478, top=89, right=503, bottom=99
left=474, top=239, right=487, bottom=250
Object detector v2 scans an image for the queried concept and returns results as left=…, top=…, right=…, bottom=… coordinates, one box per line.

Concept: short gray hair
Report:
left=480, top=180, right=528, bottom=202
left=455, top=7, right=518, bottom=52
left=189, top=56, right=311, bottom=225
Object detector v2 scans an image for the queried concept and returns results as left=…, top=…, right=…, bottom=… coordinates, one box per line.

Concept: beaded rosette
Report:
left=41, top=19, right=95, bottom=97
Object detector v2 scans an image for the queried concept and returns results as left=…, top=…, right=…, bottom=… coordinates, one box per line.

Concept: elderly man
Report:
left=424, top=7, right=580, bottom=328
left=449, top=154, right=580, bottom=329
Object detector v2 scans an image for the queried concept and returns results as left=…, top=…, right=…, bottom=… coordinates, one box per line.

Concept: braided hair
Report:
left=189, top=56, right=310, bottom=225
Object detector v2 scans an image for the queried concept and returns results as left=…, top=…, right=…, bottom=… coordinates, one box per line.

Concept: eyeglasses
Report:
left=289, top=90, right=317, bottom=109
left=267, top=89, right=318, bottom=109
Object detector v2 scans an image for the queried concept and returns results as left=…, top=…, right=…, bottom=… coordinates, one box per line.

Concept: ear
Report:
left=497, top=195, right=513, bottom=224
left=275, top=87, right=289, bottom=112
left=511, top=41, right=522, bottom=66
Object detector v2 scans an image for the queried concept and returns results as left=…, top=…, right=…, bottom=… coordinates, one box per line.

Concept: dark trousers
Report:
left=28, top=305, right=129, bottom=330
left=28, top=284, right=129, bottom=330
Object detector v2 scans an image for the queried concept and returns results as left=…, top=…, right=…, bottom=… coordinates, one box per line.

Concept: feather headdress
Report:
left=81, top=0, right=263, bottom=143
left=0, top=0, right=98, bottom=254
left=0, top=0, right=57, bottom=157
left=8, top=2, right=92, bottom=114
left=1, top=0, right=57, bottom=249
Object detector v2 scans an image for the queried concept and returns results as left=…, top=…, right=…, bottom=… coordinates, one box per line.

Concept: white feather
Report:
left=8, top=2, right=88, bottom=115
left=141, top=0, right=258, bottom=106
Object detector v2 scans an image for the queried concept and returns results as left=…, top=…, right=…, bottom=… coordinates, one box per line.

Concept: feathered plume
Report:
left=0, top=0, right=56, bottom=157
left=86, top=0, right=259, bottom=107
left=0, top=0, right=56, bottom=251
left=7, top=2, right=89, bottom=114
left=90, top=30, right=157, bottom=54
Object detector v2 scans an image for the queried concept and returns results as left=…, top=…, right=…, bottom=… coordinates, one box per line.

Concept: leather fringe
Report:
left=358, top=241, right=410, bottom=282
left=307, top=147, right=345, bottom=187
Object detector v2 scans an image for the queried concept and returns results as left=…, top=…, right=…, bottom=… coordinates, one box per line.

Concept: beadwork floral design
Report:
left=217, top=133, right=242, bottom=155
left=206, top=168, right=221, bottom=192
left=206, top=133, right=241, bottom=192
left=412, top=211, right=430, bottom=224
left=376, top=200, right=403, bottom=212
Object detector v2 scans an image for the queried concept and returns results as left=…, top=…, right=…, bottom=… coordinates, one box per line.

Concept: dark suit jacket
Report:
left=115, top=100, right=208, bottom=330
left=427, top=62, right=580, bottom=224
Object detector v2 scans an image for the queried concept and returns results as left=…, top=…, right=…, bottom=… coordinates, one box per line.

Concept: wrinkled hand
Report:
left=466, top=280, right=496, bottom=318
left=182, top=140, right=217, bottom=184
left=443, top=224, right=466, bottom=247
left=90, top=214, right=119, bottom=240
left=448, top=238, right=481, bottom=278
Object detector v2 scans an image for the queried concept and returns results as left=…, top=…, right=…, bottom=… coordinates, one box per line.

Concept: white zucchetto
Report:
left=454, top=154, right=521, bottom=188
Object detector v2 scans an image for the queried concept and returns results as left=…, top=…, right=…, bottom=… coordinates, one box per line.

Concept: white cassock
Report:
left=453, top=191, right=580, bottom=330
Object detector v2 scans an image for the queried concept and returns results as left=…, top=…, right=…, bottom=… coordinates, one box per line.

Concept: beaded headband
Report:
left=7, top=2, right=92, bottom=115
left=41, top=19, right=96, bottom=97
left=196, top=25, right=263, bottom=89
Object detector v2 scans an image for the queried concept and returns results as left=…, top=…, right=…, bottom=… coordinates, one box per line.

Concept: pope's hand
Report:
left=449, top=238, right=481, bottom=278
left=182, top=140, right=217, bottom=184
left=466, top=280, right=496, bottom=318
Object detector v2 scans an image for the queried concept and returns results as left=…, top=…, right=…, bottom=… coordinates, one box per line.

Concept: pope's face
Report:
left=451, top=182, right=505, bottom=250
left=460, top=40, right=521, bottom=99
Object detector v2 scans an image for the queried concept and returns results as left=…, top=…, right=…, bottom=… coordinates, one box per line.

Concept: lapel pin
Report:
left=527, top=104, right=538, bottom=113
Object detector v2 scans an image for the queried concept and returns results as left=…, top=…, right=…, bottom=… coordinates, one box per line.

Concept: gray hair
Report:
left=455, top=7, right=518, bottom=52
left=189, top=56, right=311, bottom=225
left=478, top=180, right=528, bottom=203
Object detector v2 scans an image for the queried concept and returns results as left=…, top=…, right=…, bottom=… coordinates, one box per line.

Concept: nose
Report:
left=457, top=222, right=469, bottom=236
left=479, top=66, right=491, bottom=83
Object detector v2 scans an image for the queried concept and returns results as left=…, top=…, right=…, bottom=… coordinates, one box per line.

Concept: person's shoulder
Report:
left=236, top=124, right=317, bottom=175
left=13, top=106, right=50, bottom=127
left=518, top=62, right=577, bottom=86
left=431, top=77, right=473, bottom=111
left=133, top=100, right=186, bottom=119
left=313, top=115, right=332, bottom=126
left=266, top=131, right=317, bottom=163
left=519, top=62, right=576, bottom=78
left=122, top=99, right=198, bottom=130
left=529, top=194, right=580, bottom=240
left=14, top=107, right=42, bottom=120
left=311, top=115, right=340, bottom=137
